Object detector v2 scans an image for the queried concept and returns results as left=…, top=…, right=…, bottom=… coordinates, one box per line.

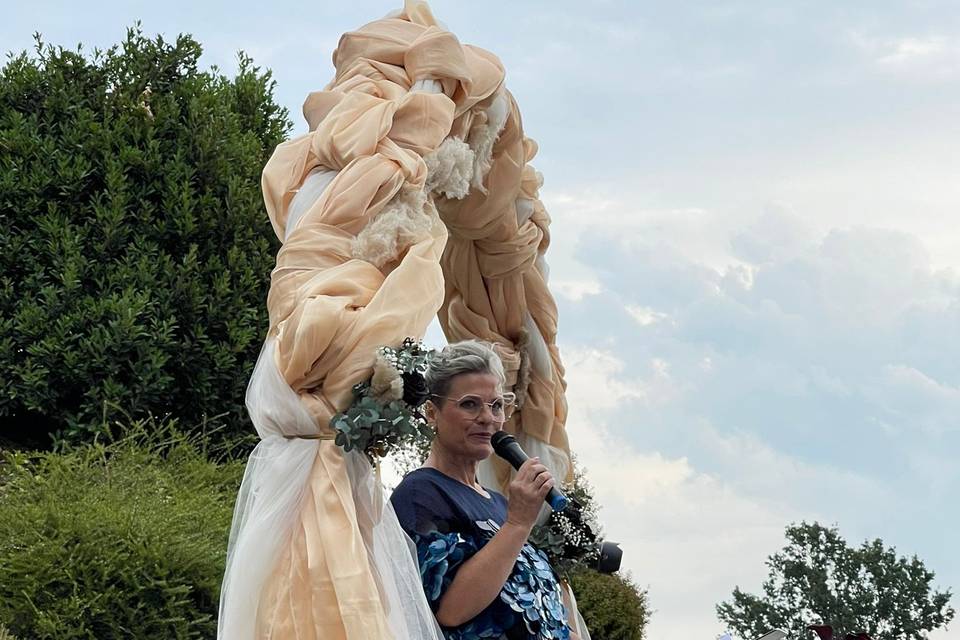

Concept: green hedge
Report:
left=0, top=425, right=647, bottom=639
left=570, top=568, right=650, bottom=640
left=0, top=423, right=244, bottom=639
left=0, top=28, right=289, bottom=447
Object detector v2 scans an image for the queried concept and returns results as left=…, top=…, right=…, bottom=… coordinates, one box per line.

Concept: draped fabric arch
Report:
left=218, top=2, right=575, bottom=638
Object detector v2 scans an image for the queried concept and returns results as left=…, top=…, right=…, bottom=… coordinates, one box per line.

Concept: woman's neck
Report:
left=424, top=448, right=481, bottom=489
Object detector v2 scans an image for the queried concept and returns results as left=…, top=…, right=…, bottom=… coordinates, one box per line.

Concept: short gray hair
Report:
left=426, top=340, right=506, bottom=401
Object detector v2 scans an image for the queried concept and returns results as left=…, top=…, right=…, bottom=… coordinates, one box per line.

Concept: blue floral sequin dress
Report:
left=391, top=468, right=570, bottom=640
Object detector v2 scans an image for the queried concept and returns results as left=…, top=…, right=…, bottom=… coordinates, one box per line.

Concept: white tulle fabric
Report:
left=219, top=337, right=443, bottom=640
left=562, top=583, right=592, bottom=640
left=344, top=450, right=444, bottom=640
left=218, top=338, right=321, bottom=640
left=283, top=168, right=338, bottom=241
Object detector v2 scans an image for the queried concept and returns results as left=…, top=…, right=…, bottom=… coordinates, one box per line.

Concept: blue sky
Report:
left=5, top=2, right=958, bottom=638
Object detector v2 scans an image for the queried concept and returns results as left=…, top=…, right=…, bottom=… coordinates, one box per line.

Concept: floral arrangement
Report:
left=530, top=473, right=603, bottom=579
left=330, top=338, right=435, bottom=459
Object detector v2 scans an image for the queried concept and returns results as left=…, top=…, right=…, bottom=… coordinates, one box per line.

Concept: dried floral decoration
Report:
left=331, top=338, right=435, bottom=460
left=530, top=474, right=603, bottom=579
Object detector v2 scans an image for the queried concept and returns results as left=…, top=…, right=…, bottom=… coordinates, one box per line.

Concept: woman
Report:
left=391, top=341, right=579, bottom=640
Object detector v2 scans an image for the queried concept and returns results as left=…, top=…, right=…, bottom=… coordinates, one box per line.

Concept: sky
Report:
left=4, top=1, right=959, bottom=638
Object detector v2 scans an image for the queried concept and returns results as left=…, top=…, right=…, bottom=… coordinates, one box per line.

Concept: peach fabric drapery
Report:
left=435, top=93, right=572, bottom=489
left=220, top=2, right=574, bottom=638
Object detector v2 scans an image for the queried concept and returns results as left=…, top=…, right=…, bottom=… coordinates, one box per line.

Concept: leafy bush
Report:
left=569, top=568, right=650, bottom=640
left=0, top=420, right=244, bottom=639
left=0, top=28, right=290, bottom=447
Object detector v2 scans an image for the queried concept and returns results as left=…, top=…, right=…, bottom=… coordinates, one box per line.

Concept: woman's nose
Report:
left=475, top=403, right=496, bottom=422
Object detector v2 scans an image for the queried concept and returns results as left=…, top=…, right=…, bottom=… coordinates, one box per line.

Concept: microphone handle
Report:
left=545, top=485, right=569, bottom=512
left=501, top=443, right=568, bottom=512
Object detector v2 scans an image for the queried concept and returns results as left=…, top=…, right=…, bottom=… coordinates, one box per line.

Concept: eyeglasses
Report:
left=431, top=393, right=516, bottom=422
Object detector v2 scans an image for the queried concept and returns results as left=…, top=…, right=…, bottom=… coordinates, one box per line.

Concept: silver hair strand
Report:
left=425, top=340, right=506, bottom=401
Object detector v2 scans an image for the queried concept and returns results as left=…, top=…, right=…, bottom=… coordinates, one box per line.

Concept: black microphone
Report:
left=490, top=431, right=568, bottom=511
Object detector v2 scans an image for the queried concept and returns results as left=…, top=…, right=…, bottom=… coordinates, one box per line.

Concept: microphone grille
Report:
left=490, top=431, right=515, bottom=452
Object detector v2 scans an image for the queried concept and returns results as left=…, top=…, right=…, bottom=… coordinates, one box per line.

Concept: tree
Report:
left=0, top=28, right=290, bottom=447
left=569, top=568, right=649, bottom=640
left=717, top=522, right=955, bottom=640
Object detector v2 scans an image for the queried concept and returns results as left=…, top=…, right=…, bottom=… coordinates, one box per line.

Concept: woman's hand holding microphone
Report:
left=505, top=457, right=555, bottom=531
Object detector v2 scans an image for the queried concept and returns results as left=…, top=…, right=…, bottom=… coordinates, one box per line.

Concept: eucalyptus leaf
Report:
left=330, top=339, right=438, bottom=461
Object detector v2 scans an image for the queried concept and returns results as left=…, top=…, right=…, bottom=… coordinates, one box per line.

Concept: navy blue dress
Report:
left=391, top=467, right=570, bottom=640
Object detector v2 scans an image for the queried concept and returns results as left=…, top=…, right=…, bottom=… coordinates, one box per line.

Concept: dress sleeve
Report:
left=390, top=476, right=477, bottom=609
left=412, top=530, right=479, bottom=607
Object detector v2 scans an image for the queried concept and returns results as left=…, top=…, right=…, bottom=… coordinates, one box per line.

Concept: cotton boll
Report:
left=424, top=137, right=475, bottom=199
left=352, top=189, right=435, bottom=267
left=370, top=354, right=404, bottom=404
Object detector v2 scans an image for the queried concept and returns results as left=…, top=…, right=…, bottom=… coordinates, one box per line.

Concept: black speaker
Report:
left=596, top=540, right=622, bottom=574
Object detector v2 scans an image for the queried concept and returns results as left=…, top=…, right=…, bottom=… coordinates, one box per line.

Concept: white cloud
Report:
left=551, top=202, right=960, bottom=637
left=626, top=304, right=671, bottom=327
left=847, top=30, right=960, bottom=80
left=879, top=36, right=951, bottom=65
left=552, top=278, right=602, bottom=302
left=563, top=346, right=681, bottom=411
left=690, top=423, right=888, bottom=514
left=542, top=190, right=747, bottom=281
left=730, top=208, right=817, bottom=265
left=562, top=346, right=804, bottom=640
left=868, top=364, right=960, bottom=436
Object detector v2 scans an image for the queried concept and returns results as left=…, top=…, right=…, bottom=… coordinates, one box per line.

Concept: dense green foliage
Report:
left=0, top=28, right=289, bottom=447
left=569, top=568, right=650, bottom=640
left=0, top=422, right=244, bottom=639
left=717, top=522, right=955, bottom=640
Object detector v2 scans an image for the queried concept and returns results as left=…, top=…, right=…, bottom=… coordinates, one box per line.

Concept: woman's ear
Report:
left=424, top=399, right=437, bottom=425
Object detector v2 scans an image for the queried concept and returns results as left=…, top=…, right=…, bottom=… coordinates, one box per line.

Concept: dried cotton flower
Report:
left=370, top=354, right=404, bottom=404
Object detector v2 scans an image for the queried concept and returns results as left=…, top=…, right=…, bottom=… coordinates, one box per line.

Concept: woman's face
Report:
left=428, top=372, right=504, bottom=462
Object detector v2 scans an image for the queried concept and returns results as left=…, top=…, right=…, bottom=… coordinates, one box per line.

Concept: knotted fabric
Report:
left=219, top=2, right=574, bottom=638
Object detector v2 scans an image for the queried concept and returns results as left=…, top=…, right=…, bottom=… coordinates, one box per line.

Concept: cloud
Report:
left=563, top=346, right=682, bottom=415
left=561, top=346, right=799, bottom=640
left=552, top=279, right=602, bottom=302
left=730, top=209, right=818, bottom=265
left=868, top=364, right=960, bottom=436
left=626, top=304, right=671, bottom=327
left=847, top=30, right=960, bottom=80
left=550, top=199, right=960, bottom=637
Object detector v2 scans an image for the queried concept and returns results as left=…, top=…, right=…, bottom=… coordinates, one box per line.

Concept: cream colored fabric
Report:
left=221, top=1, right=575, bottom=637
left=435, top=94, right=572, bottom=487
